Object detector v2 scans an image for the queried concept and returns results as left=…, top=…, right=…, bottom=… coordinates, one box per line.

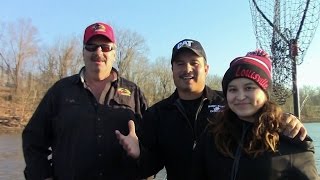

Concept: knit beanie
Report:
left=222, top=49, right=272, bottom=97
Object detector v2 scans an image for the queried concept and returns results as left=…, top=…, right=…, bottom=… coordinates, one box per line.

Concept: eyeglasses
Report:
left=84, top=44, right=114, bottom=52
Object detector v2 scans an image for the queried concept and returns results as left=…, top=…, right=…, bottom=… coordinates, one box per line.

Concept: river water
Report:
left=0, top=122, right=319, bottom=180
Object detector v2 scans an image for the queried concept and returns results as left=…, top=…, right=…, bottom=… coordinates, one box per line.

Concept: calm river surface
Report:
left=0, top=122, right=319, bottom=180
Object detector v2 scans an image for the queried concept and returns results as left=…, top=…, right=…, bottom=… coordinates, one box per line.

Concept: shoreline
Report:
left=0, top=126, right=23, bottom=134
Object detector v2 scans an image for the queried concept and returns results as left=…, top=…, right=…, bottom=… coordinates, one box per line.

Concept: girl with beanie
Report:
left=192, top=49, right=318, bottom=180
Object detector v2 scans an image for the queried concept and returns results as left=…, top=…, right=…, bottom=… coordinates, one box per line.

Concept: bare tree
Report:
left=56, top=37, right=83, bottom=78
left=0, top=22, right=5, bottom=86
left=37, top=36, right=83, bottom=91
left=115, top=28, right=149, bottom=79
left=151, top=57, right=175, bottom=102
left=0, top=19, right=39, bottom=93
left=0, top=19, right=40, bottom=121
left=206, top=74, right=222, bottom=91
left=129, top=56, right=151, bottom=84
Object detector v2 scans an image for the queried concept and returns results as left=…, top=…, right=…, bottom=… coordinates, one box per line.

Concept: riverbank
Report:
left=0, top=126, right=23, bottom=134
left=0, top=115, right=25, bottom=134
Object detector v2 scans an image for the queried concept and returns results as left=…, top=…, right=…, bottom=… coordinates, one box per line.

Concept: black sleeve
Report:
left=291, top=150, right=319, bottom=179
left=137, top=107, right=165, bottom=178
left=134, top=86, right=148, bottom=135
left=134, top=85, right=148, bottom=118
left=288, top=136, right=319, bottom=179
left=22, top=87, right=55, bottom=180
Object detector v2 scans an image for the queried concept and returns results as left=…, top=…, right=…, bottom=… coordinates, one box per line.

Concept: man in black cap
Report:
left=116, top=39, right=307, bottom=180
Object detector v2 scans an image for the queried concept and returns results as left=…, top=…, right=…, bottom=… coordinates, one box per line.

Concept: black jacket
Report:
left=138, top=86, right=225, bottom=180
left=22, top=71, right=148, bottom=180
left=193, top=120, right=319, bottom=180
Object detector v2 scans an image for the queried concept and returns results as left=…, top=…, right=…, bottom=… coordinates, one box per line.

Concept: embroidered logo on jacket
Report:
left=117, top=88, right=131, bottom=96
left=65, top=98, right=76, bottom=103
left=208, top=104, right=224, bottom=113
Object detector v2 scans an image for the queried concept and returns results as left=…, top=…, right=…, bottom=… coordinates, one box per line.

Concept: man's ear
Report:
left=114, top=50, right=117, bottom=59
left=205, top=64, right=210, bottom=76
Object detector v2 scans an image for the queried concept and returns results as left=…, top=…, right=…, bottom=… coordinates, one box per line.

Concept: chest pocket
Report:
left=111, top=88, right=135, bottom=111
left=54, top=95, right=95, bottom=131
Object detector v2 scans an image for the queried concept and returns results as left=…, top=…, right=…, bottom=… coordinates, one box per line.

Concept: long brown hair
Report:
left=209, top=100, right=283, bottom=158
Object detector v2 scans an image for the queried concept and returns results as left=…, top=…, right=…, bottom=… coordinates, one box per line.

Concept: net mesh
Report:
left=249, top=0, right=320, bottom=104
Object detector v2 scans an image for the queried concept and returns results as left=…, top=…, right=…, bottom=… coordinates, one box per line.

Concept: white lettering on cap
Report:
left=177, top=40, right=193, bottom=49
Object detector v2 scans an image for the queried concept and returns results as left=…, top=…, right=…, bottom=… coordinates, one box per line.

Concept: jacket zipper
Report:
left=231, top=122, right=250, bottom=180
left=175, top=98, right=207, bottom=150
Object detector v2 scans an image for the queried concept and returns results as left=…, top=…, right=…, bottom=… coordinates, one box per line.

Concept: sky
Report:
left=2, top=0, right=320, bottom=87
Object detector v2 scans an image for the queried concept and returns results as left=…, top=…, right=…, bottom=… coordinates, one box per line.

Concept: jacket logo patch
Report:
left=208, top=104, right=224, bottom=113
left=65, top=98, right=76, bottom=103
left=117, top=88, right=131, bottom=96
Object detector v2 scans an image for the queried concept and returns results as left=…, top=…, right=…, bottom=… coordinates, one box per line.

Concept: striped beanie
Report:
left=222, top=49, right=272, bottom=96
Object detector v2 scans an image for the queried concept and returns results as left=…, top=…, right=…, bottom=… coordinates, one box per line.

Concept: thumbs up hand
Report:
left=115, top=120, right=140, bottom=159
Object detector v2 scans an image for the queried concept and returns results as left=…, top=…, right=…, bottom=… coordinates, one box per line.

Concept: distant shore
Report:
left=302, top=119, right=320, bottom=123
left=0, top=126, right=23, bottom=134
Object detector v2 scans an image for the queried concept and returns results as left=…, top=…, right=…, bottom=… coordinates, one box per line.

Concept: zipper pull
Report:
left=193, top=140, right=197, bottom=150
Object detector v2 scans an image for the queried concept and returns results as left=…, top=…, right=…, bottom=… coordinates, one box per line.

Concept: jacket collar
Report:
left=167, top=85, right=223, bottom=105
left=72, top=66, right=119, bottom=85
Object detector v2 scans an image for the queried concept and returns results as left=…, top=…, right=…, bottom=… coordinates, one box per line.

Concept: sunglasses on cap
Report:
left=84, top=44, right=114, bottom=52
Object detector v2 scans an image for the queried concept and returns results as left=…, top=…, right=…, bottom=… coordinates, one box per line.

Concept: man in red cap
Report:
left=22, top=22, right=148, bottom=180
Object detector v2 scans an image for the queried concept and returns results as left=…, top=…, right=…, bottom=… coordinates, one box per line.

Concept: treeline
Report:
left=280, top=87, right=320, bottom=121
left=0, top=19, right=319, bottom=124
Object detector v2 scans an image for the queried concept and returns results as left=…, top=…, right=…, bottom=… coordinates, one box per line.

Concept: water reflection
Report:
left=0, top=133, right=24, bottom=180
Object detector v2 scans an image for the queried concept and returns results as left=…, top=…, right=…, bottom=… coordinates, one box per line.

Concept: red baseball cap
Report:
left=83, top=22, right=115, bottom=43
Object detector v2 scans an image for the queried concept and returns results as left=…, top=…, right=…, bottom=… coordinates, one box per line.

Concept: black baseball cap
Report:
left=171, top=39, right=207, bottom=63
